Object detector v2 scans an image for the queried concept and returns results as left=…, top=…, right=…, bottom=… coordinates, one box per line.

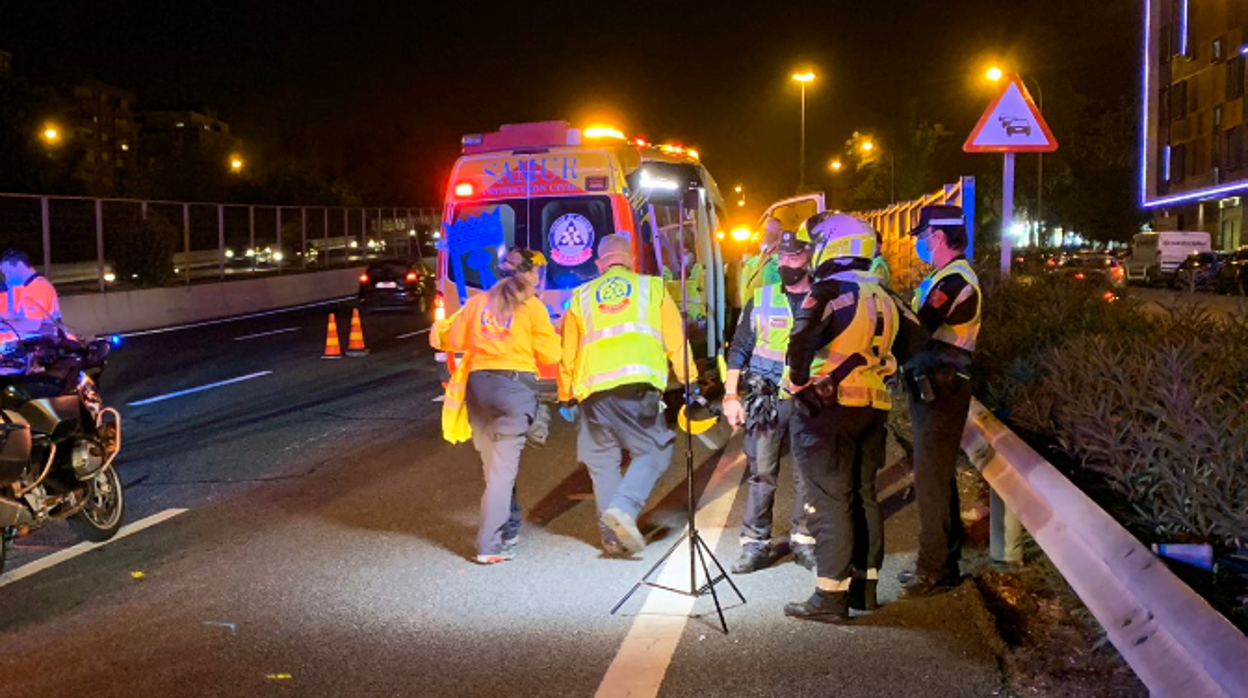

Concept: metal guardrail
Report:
left=0, top=193, right=443, bottom=294
left=961, top=398, right=1248, bottom=696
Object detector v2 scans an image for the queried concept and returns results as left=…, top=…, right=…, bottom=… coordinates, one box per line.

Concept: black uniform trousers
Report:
left=791, top=402, right=888, bottom=583
left=909, top=369, right=973, bottom=580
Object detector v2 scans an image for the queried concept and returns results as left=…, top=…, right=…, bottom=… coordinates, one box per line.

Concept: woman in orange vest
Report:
left=442, top=247, right=560, bottom=564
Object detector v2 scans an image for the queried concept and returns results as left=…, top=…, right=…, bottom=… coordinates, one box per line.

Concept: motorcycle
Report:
left=0, top=331, right=122, bottom=574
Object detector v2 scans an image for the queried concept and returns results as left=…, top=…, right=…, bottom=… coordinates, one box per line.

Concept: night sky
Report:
left=1, top=0, right=1138, bottom=209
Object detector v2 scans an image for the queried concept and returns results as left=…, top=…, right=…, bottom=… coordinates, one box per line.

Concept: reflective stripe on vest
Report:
left=912, top=259, right=980, bottom=352
left=809, top=279, right=899, bottom=410
left=573, top=269, right=669, bottom=399
left=750, top=283, right=793, bottom=368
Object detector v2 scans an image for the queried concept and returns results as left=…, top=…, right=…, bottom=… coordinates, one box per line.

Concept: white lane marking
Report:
left=0, top=508, right=188, bottom=588
left=118, top=297, right=354, bottom=338
left=128, top=371, right=273, bottom=406
left=396, top=328, right=432, bottom=339
left=595, top=442, right=749, bottom=698
left=234, top=327, right=301, bottom=342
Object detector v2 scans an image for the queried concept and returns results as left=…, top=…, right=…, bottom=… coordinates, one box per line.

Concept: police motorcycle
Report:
left=0, top=323, right=122, bottom=573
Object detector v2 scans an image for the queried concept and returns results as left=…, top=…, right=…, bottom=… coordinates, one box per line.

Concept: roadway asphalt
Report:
left=0, top=299, right=1007, bottom=697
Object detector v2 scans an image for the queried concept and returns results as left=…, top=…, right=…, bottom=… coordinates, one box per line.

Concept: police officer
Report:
left=0, top=250, right=62, bottom=338
left=440, top=247, right=560, bottom=564
left=559, top=234, right=692, bottom=554
left=783, top=213, right=900, bottom=623
left=722, top=229, right=816, bottom=574
left=898, top=205, right=981, bottom=598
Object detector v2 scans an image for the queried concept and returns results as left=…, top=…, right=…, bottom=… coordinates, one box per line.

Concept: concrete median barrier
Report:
left=61, top=267, right=365, bottom=336
left=961, top=398, right=1248, bottom=697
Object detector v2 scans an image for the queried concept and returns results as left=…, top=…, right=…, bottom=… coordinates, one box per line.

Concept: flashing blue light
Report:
left=109, top=335, right=123, bottom=347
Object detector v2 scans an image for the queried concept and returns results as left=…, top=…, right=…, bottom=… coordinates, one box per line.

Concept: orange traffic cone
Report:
left=322, top=313, right=343, bottom=359
left=346, top=308, right=369, bottom=356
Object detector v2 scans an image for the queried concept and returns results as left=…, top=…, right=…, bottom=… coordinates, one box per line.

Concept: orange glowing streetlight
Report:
left=229, top=155, right=244, bottom=172
left=792, top=70, right=816, bottom=190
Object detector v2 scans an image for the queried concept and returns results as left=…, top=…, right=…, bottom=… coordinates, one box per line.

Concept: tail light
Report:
left=434, top=292, right=446, bottom=321
left=1074, top=272, right=1085, bottom=281
left=406, top=271, right=418, bottom=282
left=1113, top=267, right=1125, bottom=280
left=359, top=273, right=369, bottom=284
left=1103, top=290, right=1116, bottom=302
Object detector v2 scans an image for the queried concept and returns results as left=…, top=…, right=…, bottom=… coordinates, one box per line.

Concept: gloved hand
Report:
left=721, top=396, right=745, bottom=428
left=559, top=402, right=579, bottom=423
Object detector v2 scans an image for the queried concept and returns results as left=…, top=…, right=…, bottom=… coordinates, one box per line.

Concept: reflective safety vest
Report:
left=570, top=267, right=669, bottom=400
left=808, top=270, right=898, bottom=410
left=912, top=259, right=981, bottom=352
left=748, top=283, right=792, bottom=385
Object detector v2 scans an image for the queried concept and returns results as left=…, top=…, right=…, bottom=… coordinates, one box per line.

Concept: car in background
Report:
left=358, top=258, right=435, bottom=312
left=1172, top=251, right=1227, bottom=292
left=1057, top=254, right=1126, bottom=299
left=1213, top=247, right=1248, bottom=295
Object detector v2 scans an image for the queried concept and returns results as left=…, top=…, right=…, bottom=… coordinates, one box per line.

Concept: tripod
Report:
left=610, top=180, right=745, bottom=634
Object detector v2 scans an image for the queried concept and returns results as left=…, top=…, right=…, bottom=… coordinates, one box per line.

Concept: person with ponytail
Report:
left=442, top=246, right=559, bottom=564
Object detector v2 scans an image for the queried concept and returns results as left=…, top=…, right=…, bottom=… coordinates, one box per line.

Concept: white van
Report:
left=1124, top=231, right=1212, bottom=284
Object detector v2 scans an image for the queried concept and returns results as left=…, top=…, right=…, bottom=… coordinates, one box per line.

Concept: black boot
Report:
left=784, top=590, right=850, bottom=623
left=791, top=544, right=817, bottom=570
left=848, top=578, right=878, bottom=611
left=898, top=572, right=961, bottom=600
left=731, top=547, right=771, bottom=574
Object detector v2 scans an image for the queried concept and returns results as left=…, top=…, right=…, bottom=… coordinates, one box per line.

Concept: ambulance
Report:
left=434, top=121, right=730, bottom=387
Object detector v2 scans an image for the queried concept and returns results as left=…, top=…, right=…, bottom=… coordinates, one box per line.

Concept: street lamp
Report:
left=229, top=155, right=244, bottom=172
left=986, top=66, right=1045, bottom=237
left=860, top=138, right=895, bottom=203
left=829, top=159, right=842, bottom=172
left=792, top=71, right=815, bottom=192
left=41, top=126, right=60, bottom=144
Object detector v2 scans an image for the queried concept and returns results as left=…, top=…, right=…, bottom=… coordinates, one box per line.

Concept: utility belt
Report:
left=905, top=365, right=970, bottom=404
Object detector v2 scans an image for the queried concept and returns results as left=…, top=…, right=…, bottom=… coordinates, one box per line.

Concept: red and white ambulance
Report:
left=434, top=121, right=731, bottom=384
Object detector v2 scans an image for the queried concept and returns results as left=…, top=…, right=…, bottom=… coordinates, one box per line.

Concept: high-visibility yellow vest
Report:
left=809, top=270, right=898, bottom=410
left=912, top=259, right=980, bottom=352
left=570, top=267, right=669, bottom=400
left=748, top=283, right=792, bottom=386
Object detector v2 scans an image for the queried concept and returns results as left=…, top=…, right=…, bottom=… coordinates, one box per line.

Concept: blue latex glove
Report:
left=559, top=403, right=579, bottom=423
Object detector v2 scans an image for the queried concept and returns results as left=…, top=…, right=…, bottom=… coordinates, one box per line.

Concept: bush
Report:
left=976, top=274, right=1248, bottom=548
left=110, top=213, right=179, bottom=287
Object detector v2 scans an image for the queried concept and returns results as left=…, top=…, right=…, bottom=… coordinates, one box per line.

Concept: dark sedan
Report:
left=1172, top=251, right=1227, bottom=292
left=358, top=259, right=435, bottom=312
left=1058, top=254, right=1126, bottom=299
left=1214, top=247, right=1248, bottom=295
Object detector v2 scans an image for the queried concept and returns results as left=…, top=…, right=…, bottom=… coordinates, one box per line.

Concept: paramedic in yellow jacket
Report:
left=441, top=247, right=560, bottom=565
left=559, top=234, right=692, bottom=555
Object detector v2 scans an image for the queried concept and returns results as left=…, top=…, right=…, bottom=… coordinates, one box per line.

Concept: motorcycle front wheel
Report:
left=69, top=466, right=124, bottom=542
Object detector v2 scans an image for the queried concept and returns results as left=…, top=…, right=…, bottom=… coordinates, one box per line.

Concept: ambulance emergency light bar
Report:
left=461, top=121, right=700, bottom=160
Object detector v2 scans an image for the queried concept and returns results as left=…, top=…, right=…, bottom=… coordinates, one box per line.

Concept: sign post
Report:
left=964, top=75, right=1057, bottom=276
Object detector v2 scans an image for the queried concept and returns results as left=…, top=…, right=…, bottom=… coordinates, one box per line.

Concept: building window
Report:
left=1229, top=57, right=1246, bottom=100
left=1172, top=80, right=1188, bottom=120
left=1227, top=127, right=1245, bottom=171
left=175, top=121, right=185, bottom=128
left=1172, top=143, right=1187, bottom=182
left=1213, top=38, right=1225, bottom=63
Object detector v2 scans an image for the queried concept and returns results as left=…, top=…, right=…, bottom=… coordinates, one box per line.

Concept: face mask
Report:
left=778, top=266, right=809, bottom=287
left=497, top=266, right=516, bottom=279
left=914, top=235, right=935, bottom=265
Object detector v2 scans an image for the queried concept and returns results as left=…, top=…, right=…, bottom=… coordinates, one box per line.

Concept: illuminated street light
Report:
left=42, top=126, right=60, bottom=144
left=985, top=65, right=1004, bottom=82
left=229, top=155, right=244, bottom=172
left=860, top=140, right=875, bottom=153
left=792, top=70, right=816, bottom=191
left=734, top=185, right=742, bottom=193
left=829, top=159, right=843, bottom=172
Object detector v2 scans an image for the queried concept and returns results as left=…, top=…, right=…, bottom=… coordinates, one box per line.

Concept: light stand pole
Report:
left=793, top=72, right=815, bottom=192
left=611, top=180, right=745, bottom=634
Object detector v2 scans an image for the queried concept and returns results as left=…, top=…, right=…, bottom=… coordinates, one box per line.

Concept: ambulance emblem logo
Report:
left=595, top=277, right=632, bottom=314
left=549, top=213, right=595, bottom=266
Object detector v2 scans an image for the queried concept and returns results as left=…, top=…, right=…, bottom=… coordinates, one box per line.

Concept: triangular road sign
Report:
left=964, top=75, right=1057, bottom=153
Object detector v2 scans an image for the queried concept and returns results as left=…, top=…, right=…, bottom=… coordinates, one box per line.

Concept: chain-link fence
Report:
left=0, top=193, right=443, bottom=295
